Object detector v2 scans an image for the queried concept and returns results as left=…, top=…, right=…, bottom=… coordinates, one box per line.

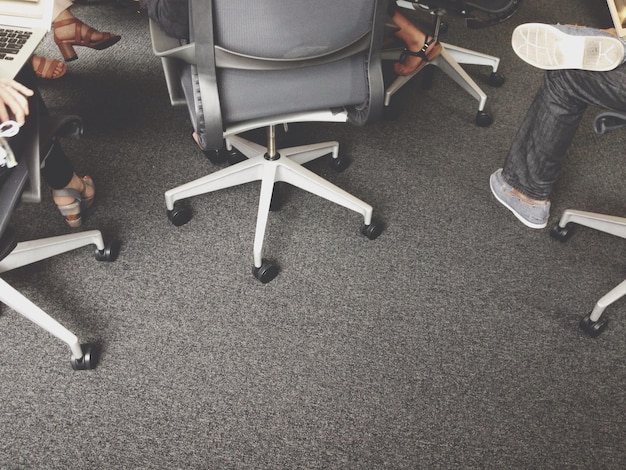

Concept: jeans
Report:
left=502, top=62, right=626, bottom=200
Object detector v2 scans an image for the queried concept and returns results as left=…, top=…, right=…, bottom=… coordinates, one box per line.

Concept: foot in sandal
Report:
left=30, top=55, right=67, bottom=79
left=52, top=174, right=96, bottom=228
left=53, top=12, right=121, bottom=62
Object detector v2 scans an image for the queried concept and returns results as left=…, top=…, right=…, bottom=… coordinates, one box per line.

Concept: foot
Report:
left=512, top=23, right=626, bottom=71
left=53, top=16, right=116, bottom=45
left=53, top=175, right=95, bottom=227
left=394, top=36, right=442, bottom=76
left=490, top=169, right=550, bottom=229
left=30, top=55, right=67, bottom=79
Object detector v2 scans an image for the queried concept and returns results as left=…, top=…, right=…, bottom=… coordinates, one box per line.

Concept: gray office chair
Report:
left=383, top=0, right=521, bottom=126
left=150, top=0, right=387, bottom=283
left=0, top=113, right=119, bottom=369
left=550, top=111, right=626, bottom=337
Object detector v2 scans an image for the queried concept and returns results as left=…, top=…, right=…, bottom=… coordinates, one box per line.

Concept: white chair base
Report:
left=0, top=231, right=118, bottom=368
left=165, top=129, right=382, bottom=283
left=552, top=209, right=626, bottom=336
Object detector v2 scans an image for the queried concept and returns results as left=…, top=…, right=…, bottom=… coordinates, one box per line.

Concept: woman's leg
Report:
left=390, top=11, right=441, bottom=76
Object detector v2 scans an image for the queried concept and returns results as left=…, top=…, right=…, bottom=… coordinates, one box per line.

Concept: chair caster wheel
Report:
left=168, top=206, right=192, bottom=226
left=70, top=343, right=98, bottom=370
left=327, top=154, right=351, bottom=172
left=270, top=182, right=285, bottom=212
left=579, top=313, right=607, bottom=338
left=253, top=261, right=279, bottom=283
left=488, top=72, right=505, bottom=87
left=361, top=222, right=383, bottom=240
left=550, top=223, right=575, bottom=242
left=476, top=111, right=492, bottom=127
left=95, top=240, right=120, bottom=262
left=202, top=147, right=228, bottom=165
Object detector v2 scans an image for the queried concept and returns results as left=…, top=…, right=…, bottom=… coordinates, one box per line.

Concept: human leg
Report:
left=492, top=63, right=626, bottom=227
left=16, top=65, right=95, bottom=226
left=389, top=10, right=441, bottom=76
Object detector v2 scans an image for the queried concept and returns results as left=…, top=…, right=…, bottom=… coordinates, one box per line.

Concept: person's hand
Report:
left=0, top=78, right=34, bottom=126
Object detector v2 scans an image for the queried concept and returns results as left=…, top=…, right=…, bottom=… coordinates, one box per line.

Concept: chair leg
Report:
left=165, top=155, right=267, bottom=210
left=0, top=231, right=106, bottom=273
left=0, top=278, right=93, bottom=368
left=556, top=209, right=626, bottom=240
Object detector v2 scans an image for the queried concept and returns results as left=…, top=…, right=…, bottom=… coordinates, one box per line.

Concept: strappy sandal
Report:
left=394, top=36, right=442, bottom=76
left=30, top=55, right=67, bottom=79
left=53, top=18, right=121, bottom=61
left=52, top=176, right=95, bottom=228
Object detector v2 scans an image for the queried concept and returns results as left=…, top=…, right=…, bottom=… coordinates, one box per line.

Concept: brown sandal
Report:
left=53, top=18, right=121, bottom=61
left=30, top=55, right=67, bottom=79
left=394, top=36, right=442, bottom=76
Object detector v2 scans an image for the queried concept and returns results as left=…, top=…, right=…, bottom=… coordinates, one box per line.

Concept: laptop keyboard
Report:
left=0, top=28, right=31, bottom=60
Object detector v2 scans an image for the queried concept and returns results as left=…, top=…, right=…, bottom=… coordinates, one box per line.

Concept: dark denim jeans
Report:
left=502, top=62, right=626, bottom=200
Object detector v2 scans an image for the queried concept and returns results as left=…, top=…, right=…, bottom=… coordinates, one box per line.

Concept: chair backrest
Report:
left=189, top=0, right=388, bottom=150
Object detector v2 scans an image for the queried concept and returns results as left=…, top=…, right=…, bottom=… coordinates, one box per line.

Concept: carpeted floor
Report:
left=0, top=1, right=625, bottom=468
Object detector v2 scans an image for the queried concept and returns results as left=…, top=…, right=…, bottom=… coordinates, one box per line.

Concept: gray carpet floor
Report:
left=1, top=1, right=625, bottom=468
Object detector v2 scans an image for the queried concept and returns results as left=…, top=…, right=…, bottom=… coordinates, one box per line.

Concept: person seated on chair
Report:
left=31, top=0, right=122, bottom=80
left=1, top=65, right=95, bottom=227
left=140, top=0, right=441, bottom=77
left=490, top=23, right=626, bottom=229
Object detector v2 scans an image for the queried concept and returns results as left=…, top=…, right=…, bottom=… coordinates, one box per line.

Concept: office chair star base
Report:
left=0, top=231, right=120, bottom=368
left=165, top=132, right=383, bottom=282
left=551, top=209, right=626, bottom=337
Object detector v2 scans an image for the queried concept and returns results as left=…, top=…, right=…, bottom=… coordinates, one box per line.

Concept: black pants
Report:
left=9, top=66, right=75, bottom=190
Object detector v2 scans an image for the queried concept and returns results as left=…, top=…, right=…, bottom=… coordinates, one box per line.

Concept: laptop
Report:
left=0, top=0, right=53, bottom=79
left=607, top=0, right=626, bottom=37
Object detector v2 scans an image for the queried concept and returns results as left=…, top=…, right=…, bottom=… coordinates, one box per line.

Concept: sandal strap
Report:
left=400, top=36, right=438, bottom=63
left=52, top=187, right=81, bottom=201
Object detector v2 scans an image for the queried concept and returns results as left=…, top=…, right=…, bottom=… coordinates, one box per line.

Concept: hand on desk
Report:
left=0, top=78, right=34, bottom=126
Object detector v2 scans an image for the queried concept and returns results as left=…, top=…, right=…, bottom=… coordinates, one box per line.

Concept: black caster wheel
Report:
left=202, top=147, right=228, bottom=165
left=550, top=223, right=575, bottom=242
left=70, top=343, right=99, bottom=370
left=327, top=154, right=350, bottom=172
left=253, top=261, right=279, bottom=283
left=476, top=111, right=492, bottom=127
left=95, top=240, right=120, bottom=262
left=270, top=182, right=285, bottom=212
left=168, top=206, right=192, bottom=226
left=227, top=148, right=247, bottom=165
left=579, top=313, right=607, bottom=338
left=488, top=72, right=505, bottom=87
left=360, top=222, right=384, bottom=240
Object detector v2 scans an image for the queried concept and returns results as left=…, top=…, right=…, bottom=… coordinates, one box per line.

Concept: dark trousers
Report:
left=10, top=66, right=75, bottom=190
left=502, top=63, right=626, bottom=200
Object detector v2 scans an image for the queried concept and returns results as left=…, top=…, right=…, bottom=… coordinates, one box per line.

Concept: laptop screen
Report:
left=0, top=0, right=53, bottom=31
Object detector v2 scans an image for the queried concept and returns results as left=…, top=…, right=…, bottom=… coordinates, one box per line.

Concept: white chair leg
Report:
left=281, top=142, right=339, bottom=165
left=165, top=155, right=266, bottom=210
left=275, top=157, right=373, bottom=224
left=590, top=279, right=626, bottom=322
left=0, top=277, right=84, bottom=360
left=557, top=209, right=626, bottom=240
left=0, top=231, right=105, bottom=274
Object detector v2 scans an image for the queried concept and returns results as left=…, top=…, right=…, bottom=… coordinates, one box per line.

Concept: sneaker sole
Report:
left=512, top=23, right=623, bottom=71
left=490, top=173, right=547, bottom=229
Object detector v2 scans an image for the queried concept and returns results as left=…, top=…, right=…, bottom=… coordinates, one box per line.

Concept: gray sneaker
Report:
left=512, top=23, right=626, bottom=71
left=490, top=169, right=550, bottom=229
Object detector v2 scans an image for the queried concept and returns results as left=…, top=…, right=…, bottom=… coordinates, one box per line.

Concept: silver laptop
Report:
left=0, top=0, right=53, bottom=79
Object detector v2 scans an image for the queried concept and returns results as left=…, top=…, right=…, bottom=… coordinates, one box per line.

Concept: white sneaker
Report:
left=512, top=23, right=626, bottom=72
